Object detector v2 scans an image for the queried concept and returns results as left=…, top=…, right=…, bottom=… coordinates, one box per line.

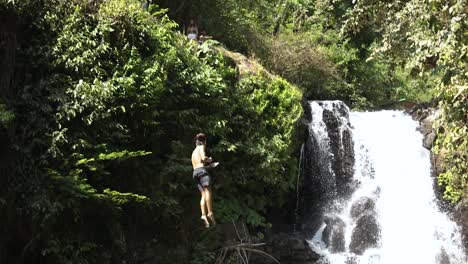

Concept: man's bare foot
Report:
left=201, top=215, right=210, bottom=228
left=207, top=212, right=216, bottom=225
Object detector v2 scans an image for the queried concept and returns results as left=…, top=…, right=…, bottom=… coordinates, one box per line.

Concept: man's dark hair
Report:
left=195, top=133, right=206, bottom=146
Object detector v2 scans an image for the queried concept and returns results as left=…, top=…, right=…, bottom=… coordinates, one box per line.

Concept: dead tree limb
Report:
left=216, top=221, right=280, bottom=264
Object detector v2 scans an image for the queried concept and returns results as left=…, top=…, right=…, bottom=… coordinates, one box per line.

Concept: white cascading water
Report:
left=307, top=104, right=466, bottom=264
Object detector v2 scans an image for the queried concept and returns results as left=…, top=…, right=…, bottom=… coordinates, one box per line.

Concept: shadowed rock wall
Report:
left=298, top=101, right=355, bottom=236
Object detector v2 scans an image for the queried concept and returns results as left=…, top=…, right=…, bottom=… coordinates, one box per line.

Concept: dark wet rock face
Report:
left=299, top=101, right=355, bottom=236
left=349, top=214, right=380, bottom=255
left=322, top=216, right=346, bottom=253
left=321, top=106, right=355, bottom=198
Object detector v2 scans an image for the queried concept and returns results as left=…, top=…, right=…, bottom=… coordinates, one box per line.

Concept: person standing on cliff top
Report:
left=186, top=19, right=199, bottom=41
left=192, top=133, right=218, bottom=228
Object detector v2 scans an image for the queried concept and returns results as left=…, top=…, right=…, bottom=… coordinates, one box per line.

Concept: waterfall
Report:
left=304, top=102, right=466, bottom=264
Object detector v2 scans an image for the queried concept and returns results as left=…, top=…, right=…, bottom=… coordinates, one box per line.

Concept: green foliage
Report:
left=212, top=74, right=302, bottom=226
left=0, top=104, right=14, bottom=127
left=0, top=0, right=302, bottom=262
left=101, top=189, right=151, bottom=206
left=341, top=0, right=467, bottom=202
left=169, top=0, right=418, bottom=109
left=190, top=232, right=217, bottom=264
left=4, top=0, right=465, bottom=263
left=258, top=32, right=339, bottom=98
left=434, top=80, right=467, bottom=202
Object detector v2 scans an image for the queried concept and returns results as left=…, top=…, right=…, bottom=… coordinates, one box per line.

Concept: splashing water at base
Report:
left=309, top=110, right=466, bottom=264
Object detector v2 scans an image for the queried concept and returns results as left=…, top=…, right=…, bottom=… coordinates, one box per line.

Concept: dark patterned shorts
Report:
left=193, top=167, right=211, bottom=192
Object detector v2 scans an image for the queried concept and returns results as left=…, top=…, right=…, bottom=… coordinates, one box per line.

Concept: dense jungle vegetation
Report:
left=0, top=0, right=466, bottom=263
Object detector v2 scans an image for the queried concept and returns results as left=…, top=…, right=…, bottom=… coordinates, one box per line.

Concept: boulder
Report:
left=346, top=256, right=358, bottom=264
left=423, top=130, right=436, bottom=149
left=349, top=214, right=380, bottom=255
left=322, top=216, right=346, bottom=253
left=350, top=197, right=376, bottom=220
left=436, top=248, right=450, bottom=264
left=436, top=247, right=451, bottom=264
left=413, top=107, right=440, bottom=150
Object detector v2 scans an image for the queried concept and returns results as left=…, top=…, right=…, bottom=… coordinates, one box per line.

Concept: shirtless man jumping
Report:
left=192, top=133, right=217, bottom=228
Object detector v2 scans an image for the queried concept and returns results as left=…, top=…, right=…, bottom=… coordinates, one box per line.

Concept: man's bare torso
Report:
left=192, top=145, right=205, bottom=169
